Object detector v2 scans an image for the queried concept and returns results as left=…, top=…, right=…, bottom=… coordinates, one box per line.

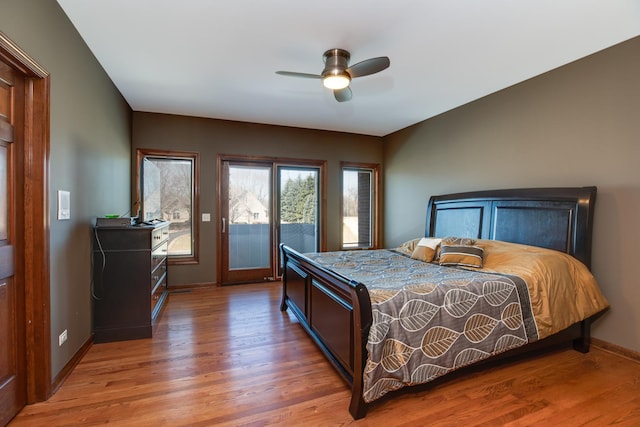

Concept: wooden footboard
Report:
left=279, top=244, right=372, bottom=419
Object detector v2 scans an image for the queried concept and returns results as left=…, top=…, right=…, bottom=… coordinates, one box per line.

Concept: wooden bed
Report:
left=279, top=186, right=604, bottom=419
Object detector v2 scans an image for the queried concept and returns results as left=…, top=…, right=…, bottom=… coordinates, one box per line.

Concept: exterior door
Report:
left=219, top=157, right=324, bottom=285
left=0, top=58, right=25, bottom=425
left=220, top=161, right=273, bottom=284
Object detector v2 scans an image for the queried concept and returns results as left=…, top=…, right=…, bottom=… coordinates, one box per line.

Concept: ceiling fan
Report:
left=276, top=48, right=390, bottom=102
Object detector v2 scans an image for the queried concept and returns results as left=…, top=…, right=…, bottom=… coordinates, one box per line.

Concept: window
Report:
left=136, top=149, right=199, bottom=264
left=341, top=162, right=379, bottom=249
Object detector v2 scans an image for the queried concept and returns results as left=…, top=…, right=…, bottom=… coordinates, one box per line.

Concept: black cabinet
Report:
left=92, top=221, right=169, bottom=343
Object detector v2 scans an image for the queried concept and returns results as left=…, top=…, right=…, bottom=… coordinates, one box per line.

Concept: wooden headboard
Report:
left=425, top=187, right=597, bottom=269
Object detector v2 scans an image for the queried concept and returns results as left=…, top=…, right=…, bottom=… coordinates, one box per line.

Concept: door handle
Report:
left=222, top=217, right=226, bottom=233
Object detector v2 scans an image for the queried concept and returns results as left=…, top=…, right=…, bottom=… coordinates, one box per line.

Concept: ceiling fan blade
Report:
left=276, top=71, right=321, bottom=79
left=346, top=56, right=390, bottom=78
left=334, top=86, right=352, bottom=102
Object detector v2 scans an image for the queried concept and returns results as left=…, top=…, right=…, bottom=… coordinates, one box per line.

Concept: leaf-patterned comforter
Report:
left=304, top=241, right=609, bottom=403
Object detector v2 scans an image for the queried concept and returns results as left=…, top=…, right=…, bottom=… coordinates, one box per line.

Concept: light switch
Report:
left=202, top=213, right=211, bottom=222
left=58, top=190, right=70, bottom=220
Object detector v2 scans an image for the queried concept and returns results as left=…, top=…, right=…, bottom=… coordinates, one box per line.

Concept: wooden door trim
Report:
left=0, top=31, right=52, bottom=403
left=0, top=33, right=48, bottom=78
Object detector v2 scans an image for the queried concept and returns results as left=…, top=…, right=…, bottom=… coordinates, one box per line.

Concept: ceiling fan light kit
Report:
left=322, top=73, right=351, bottom=90
left=276, top=48, right=390, bottom=102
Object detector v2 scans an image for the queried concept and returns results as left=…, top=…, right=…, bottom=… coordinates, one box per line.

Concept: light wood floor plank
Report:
left=9, top=283, right=640, bottom=426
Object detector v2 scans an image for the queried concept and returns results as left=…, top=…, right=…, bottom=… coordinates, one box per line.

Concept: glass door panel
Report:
left=221, top=162, right=273, bottom=283
left=277, top=166, right=319, bottom=273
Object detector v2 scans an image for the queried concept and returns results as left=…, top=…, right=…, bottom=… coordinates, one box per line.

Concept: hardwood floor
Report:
left=9, top=283, right=640, bottom=426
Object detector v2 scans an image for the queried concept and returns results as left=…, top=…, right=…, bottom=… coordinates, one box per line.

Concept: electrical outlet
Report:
left=59, top=329, right=67, bottom=346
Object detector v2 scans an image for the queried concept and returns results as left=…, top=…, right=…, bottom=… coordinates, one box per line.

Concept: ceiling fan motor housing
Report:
left=322, top=48, right=351, bottom=78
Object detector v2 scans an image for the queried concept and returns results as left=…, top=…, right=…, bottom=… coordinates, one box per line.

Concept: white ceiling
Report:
left=57, top=0, right=640, bottom=137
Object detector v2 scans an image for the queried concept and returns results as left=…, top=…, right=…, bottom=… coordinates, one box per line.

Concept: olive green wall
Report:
left=1, top=0, right=132, bottom=378
left=383, top=36, right=640, bottom=353
left=132, top=113, right=383, bottom=286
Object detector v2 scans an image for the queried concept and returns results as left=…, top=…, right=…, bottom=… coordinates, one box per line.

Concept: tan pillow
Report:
left=411, top=237, right=442, bottom=262
left=396, top=238, right=422, bottom=255
left=442, top=236, right=476, bottom=246
left=439, top=244, right=484, bottom=268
